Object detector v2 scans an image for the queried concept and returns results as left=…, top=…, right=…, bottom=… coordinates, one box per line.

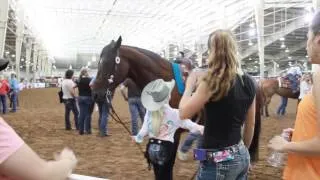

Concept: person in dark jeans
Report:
left=277, top=96, right=288, bottom=116
left=120, top=78, right=145, bottom=135
left=62, top=69, right=79, bottom=130
left=90, top=77, right=111, bottom=137
left=76, top=68, right=93, bottom=135
left=9, top=73, right=19, bottom=113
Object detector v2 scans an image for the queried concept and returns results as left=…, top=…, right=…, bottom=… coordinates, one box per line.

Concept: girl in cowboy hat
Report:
left=132, top=79, right=204, bottom=180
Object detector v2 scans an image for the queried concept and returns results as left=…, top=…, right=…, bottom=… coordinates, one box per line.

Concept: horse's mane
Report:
left=123, top=45, right=166, bottom=63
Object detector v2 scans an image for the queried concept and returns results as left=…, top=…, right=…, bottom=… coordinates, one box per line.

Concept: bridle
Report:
left=104, top=50, right=120, bottom=104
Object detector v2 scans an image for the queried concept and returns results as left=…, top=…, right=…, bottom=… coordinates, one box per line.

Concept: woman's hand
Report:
left=55, top=148, right=77, bottom=166
left=198, top=125, right=204, bottom=135
left=282, top=128, right=294, bottom=142
left=131, top=136, right=137, bottom=143
left=268, top=136, right=289, bottom=153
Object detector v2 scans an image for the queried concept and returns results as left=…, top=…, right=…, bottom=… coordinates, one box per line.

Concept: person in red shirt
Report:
left=0, top=76, right=10, bottom=114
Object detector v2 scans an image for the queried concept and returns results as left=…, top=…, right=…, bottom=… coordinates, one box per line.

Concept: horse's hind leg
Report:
left=265, top=98, right=271, bottom=117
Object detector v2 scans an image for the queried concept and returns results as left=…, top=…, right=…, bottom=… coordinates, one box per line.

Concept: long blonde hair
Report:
left=150, top=108, right=165, bottom=136
left=203, top=29, right=240, bottom=101
left=150, top=96, right=170, bottom=136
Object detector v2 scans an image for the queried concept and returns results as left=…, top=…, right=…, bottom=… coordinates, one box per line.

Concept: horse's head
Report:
left=92, top=36, right=129, bottom=101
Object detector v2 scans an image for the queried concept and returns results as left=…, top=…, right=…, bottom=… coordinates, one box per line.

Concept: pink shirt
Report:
left=0, top=118, right=24, bottom=179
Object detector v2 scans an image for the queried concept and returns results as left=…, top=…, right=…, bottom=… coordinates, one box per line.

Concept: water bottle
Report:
left=267, top=131, right=290, bottom=167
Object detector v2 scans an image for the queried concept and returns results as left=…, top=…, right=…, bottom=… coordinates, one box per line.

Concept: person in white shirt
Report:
left=133, top=79, right=203, bottom=180
left=61, top=70, right=79, bottom=130
left=299, top=74, right=313, bottom=103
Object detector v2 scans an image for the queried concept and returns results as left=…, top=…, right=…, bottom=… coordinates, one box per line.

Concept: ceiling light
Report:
left=306, top=55, right=309, bottom=58
left=285, top=48, right=290, bottom=53
left=248, top=40, right=253, bottom=46
left=280, top=37, right=285, bottom=41
left=248, top=29, right=256, bottom=36
left=11, top=54, right=15, bottom=58
left=91, top=55, right=96, bottom=62
left=87, top=62, right=91, bottom=66
left=281, top=42, right=286, bottom=49
left=305, top=13, right=313, bottom=23
left=21, top=58, right=24, bottom=61
left=288, top=56, right=292, bottom=60
left=5, top=51, right=9, bottom=54
left=249, top=58, right=252, bottom=60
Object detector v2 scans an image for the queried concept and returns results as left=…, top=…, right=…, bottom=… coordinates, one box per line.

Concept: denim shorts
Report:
left=197, top=141, right=250, bottom=180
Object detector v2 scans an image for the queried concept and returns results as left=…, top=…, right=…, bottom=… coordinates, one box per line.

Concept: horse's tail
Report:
left=248, top=81, right=262, bottom=162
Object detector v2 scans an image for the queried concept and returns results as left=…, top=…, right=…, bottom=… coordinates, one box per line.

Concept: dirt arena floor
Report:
left=3, top=88, right=297, bottom=180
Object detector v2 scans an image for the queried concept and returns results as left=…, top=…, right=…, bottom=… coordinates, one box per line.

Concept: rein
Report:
left=105, top=95, right=145, bottom=155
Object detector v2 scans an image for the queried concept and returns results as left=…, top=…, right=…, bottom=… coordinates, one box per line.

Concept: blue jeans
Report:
left=180, top=132, right=203, bottom=153
left=97, top=101, right=110, bottom=136
left=277, top=97, right=288, bottom=115
left=0, top=94, right=7, bottom=114
left=197, top=142, right=250, bottom=180
left=10, top=91, right=18, bottom=112
left=78, top=96, right=93, bottom=134
left=64, top=98, right=79, bottom=130
left=128, top=97, right=145, bottom=135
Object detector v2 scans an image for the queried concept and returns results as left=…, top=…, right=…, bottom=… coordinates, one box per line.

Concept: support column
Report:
left=312, top=0, right=320, bottom=72
left=41, top=52, right=47, bottom=77
left=36, top=49, right=42, bottom=78
left=25, top=38, right=32, bottom=82
left=32, top=43, right=38, bottom=81
left=273, top=61, right=277, bottom=76
left=15, top=7, right=24, bottom=80
left=0, top=0, right=9, bottom=58
left=218, top=5, right=227, bottom=29
left=254, top=0, right=265, bottom=78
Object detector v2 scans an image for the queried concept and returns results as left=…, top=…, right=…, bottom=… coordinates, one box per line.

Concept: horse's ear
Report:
left=115, top=36, right=122, bottom=49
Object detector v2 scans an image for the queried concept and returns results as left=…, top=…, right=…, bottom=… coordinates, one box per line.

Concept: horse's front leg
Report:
left=265, top=104, right=269, bottom=117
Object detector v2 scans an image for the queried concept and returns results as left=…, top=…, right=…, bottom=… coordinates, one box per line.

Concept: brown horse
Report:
left=92, top=36, right=262, bottom=174
left=260, top=78, right=299, bottom=117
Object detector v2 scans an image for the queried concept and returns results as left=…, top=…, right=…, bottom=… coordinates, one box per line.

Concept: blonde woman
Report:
left=133, top=79, right=204, bottom=180
left=179, top=30, right=256, bottom=180
left=75, top=68, right=93, bottom=135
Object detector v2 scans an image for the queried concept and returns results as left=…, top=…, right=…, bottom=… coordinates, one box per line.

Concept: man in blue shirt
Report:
left=9, top=73, right=19, bottom=112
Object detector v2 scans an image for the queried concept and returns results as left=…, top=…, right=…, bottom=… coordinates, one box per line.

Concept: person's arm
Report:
left=243, top=96, right=256, bottom=148
left=133, top=112, right=149, bottom=143
left=269, top=70, right=320, bottom=154
left=69, top=81, right=76, bottom=98
left=120, top=84, right=128, bottom=101
left=0, top=145, right=76, bottom=180
left=120, top=80, right=129, bottom=101
left=179, top=119, right=204, bottom=134
left=179, top=72, right=210, bottom=119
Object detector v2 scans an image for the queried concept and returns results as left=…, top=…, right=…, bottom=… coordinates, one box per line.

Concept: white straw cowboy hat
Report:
left=141, top=79, right=175, bottom=111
